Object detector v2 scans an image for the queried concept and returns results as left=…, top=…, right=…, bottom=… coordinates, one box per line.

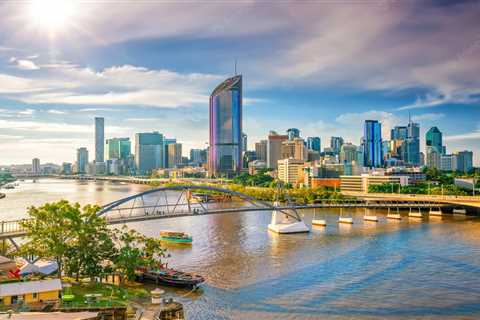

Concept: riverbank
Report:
left=0, top=193, right=5, bottom=200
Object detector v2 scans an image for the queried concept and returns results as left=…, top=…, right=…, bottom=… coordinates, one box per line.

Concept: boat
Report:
left=136, top=268, right=205, bottom=288
left=159, top=231, right=192, bottom=244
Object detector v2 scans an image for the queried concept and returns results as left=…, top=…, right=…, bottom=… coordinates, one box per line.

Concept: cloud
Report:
left=411, top=113, right=445, bottom=122
left=46, top=109, right=66, bottom=114
left=9, top=57, right=40, bottom=70
left=445, top=130, right=480, bottom=142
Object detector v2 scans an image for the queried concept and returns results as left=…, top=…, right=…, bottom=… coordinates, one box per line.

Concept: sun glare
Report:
left=29, top=0, right=76, bottom=32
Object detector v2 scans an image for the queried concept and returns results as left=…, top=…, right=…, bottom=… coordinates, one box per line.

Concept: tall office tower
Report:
left=208, top=75, right=242, bottom=177
left=94, top=117, right=104, bottom=163
left=363, top=120, right=383, bottom=168
left=456, top=150, right=473, bottom=173
left=340, top=143, right=357, bottom=163
left=106, top=138, right=131, bottom=160
left=62, top=162, right=72, bottom=175
left=330, top=136, right=344, bottom=155
left=167, top=143, right=182, bottom=168
left=190, top=149, right=207, bottom=165
left=135, top=132, right=164, bottom=175
left=32, top=158, right=40, bottom=174
left=76, top=147, right=89, bottom=174
left=426, top=146, right=440, bottom=169
left=255, top=140, right=267, bottom=162
left=426, top=127, right=443, bottom=154
left=241, top=133, right=248, bottom=153
left=281, top=138, right=306, bottom=160
left=405, top=121, right=420, bottom=165
left=267, top=131, right=288, bottom=169
left=286, top=128, right=300, bottom=141
left=390, top=126, right=408, bottom=158
left=306, top=137, right=321, bottom=152
left=440, top=154, right=458, bottom=171
left=163, top=138, right=176, bottom=168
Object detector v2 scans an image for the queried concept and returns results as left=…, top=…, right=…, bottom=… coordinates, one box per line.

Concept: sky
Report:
left=0, top=0, right=479, bottom=165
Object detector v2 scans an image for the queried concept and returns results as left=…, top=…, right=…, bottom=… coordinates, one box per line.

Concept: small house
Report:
left=0, top=278, right=62, bottom=305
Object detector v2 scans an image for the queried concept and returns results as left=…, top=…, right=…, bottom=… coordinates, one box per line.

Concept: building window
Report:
left=33, top=292, right=38, bottom=299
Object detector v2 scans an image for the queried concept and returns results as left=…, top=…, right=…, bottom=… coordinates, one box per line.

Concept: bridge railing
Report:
left=0, top=219, right=27, bottom=234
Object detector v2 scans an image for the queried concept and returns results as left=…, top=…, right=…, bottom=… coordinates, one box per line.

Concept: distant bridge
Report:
left=0, top=185, right=455, bottom=241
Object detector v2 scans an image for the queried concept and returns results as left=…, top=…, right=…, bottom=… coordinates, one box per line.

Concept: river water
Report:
left=1, top=178, right=480, bottom=319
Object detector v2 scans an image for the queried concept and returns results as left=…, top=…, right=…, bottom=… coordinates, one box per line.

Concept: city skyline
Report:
left=0, top=1, right=479, bottom=165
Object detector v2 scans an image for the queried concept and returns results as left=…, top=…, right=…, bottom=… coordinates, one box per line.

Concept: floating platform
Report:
left=312, top=219, right=327, bottom=226
left=408, top=212, right=423, bottom=218
left=429, top=210, right=443, bottom=216
left=363, top=215, right=378, bottom=222
left=387, top=213, right=402, bottom=220
left=338, top=217, right=353, bottom=224
left=453, top=208, right=467, bottom=214
left=268, top=221, right=310, bottom=234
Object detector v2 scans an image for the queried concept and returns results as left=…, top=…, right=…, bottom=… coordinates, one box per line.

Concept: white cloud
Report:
left=46, top=109, right=66, bottom=114
left=9, top=56, right=40, bottom=70
left=411, top=113, right=445, bottom=122
left=445, top=130, right=480, bottom=142
left=18, top=108, right=35, bottom=115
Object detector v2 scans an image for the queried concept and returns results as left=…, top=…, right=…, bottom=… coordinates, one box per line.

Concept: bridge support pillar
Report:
left=268, top=208, right=309, bottom=234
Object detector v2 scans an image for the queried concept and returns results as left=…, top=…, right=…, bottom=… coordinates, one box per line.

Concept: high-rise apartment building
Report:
left=426, top=146, right=440, bottom=169
left=363, top=120, right=383, bottom=168
left=76, top=147, right=89, bottom=174
left=94, top=117, right=104, bottom=163
left=426, top=127, right=443, bottom=155
left=255, top=140, right=267, bottom=162
left=267, top=131, right=288, bottom=169
left=330, top=136, right=344, bottom=155
left=135, top=132, right=164, bottom=175
left=306, top=137, right=321, bottom=152
left=208, top=75, right=242, bottom=177
left=281, top=138, right=306, bottom=160
left=277, top=158, right=305, bottom=185
left=167, top=143, right=183, bottom=168
left=32, top=158, right=40, bottom=174
left=286, top=128, right=300, bottom=141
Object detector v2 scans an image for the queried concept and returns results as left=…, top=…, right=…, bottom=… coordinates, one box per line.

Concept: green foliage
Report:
left=111, top=226, right=166, bottom=281
left=232, top=171, right=274, bottom=187
left=368, top=182, right=470, bottom=196
left=20, top=200, right=167, bottom=282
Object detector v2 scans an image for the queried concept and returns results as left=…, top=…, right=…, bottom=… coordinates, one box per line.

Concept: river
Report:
left=1, top=178, right=480, bottom=319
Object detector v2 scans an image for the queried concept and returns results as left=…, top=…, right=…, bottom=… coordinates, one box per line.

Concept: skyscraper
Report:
left=426, top=146, right=440, bottom=169
left=167, top=143, right=182, bottom=168
left=267, top=131, right=288, bottom=169
left=363, top=120, right=383, bottom=168
left=208, top=75, right=242, bottom=177
left=94, top=117, right=104, bottom=163
left=426, top=127, right=443, bottom=154
left=135, top=132, right=164, bottom=175
left=32, top=158, right=40, bottom=174
left=286, top=128, right=300, bottom=141
left=307, top=137, right=321, bottom=152
left=330, top=136, right=344, bottom=155
left=405, top=121, right=420, bottom=165
left=241, top=133, right=248, bottom=153
left=456, top=150, right=473, bottom=173
left=340, top=143, right=357, bottom=164
left=106, top=138, right=131, bottom=160
left=76, top=147, right=89, bottom=174
left=255, top=140, right=267, bottom=162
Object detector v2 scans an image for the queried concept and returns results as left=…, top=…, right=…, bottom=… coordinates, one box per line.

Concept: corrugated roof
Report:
left=0, top=279, right=62, bottom=297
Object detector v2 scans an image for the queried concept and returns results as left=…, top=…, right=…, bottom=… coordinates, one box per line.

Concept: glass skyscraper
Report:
left=135, top=132, right=164, bottom=175
left=95, top=117, right=104, bottom=163
left=307, top=137, right=321, bottom=152
left=287, top=128, right=300, bottom=141
left=209, top=75, right=242, bottom=177
left=330, top=136, right=344, bottom=155
left=76, top=147, right=89, bottom=174
left=426, top=127, right=443, bottom=154
left=106, top=138, right=131, bottom=160
left=363, top=120, right=383, bottom=168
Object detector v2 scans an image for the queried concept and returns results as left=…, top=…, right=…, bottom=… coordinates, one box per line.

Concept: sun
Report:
left=29, top=0, right=76, bottom=32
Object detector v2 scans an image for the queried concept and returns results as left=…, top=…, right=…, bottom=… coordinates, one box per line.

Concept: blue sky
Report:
left=0, top=1, right=479, bottom=165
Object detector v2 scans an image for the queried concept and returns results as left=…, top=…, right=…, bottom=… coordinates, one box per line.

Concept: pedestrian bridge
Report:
left=0, top=185, right=456, bottom=240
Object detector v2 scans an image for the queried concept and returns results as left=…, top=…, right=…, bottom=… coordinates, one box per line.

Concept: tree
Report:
left=111, top=226, right=166, bottom=281
left=64, top=204, right=115, bottom=281
left=20, top=200, right=79, bottom=279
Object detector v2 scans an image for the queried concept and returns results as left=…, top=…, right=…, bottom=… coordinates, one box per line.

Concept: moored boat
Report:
left=159, top=231, right=192, bottom=244
left=136, top=268, right=205, bottom=288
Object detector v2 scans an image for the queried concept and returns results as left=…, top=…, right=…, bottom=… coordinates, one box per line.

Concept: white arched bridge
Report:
left=0, top=184, right=460, bottom=241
